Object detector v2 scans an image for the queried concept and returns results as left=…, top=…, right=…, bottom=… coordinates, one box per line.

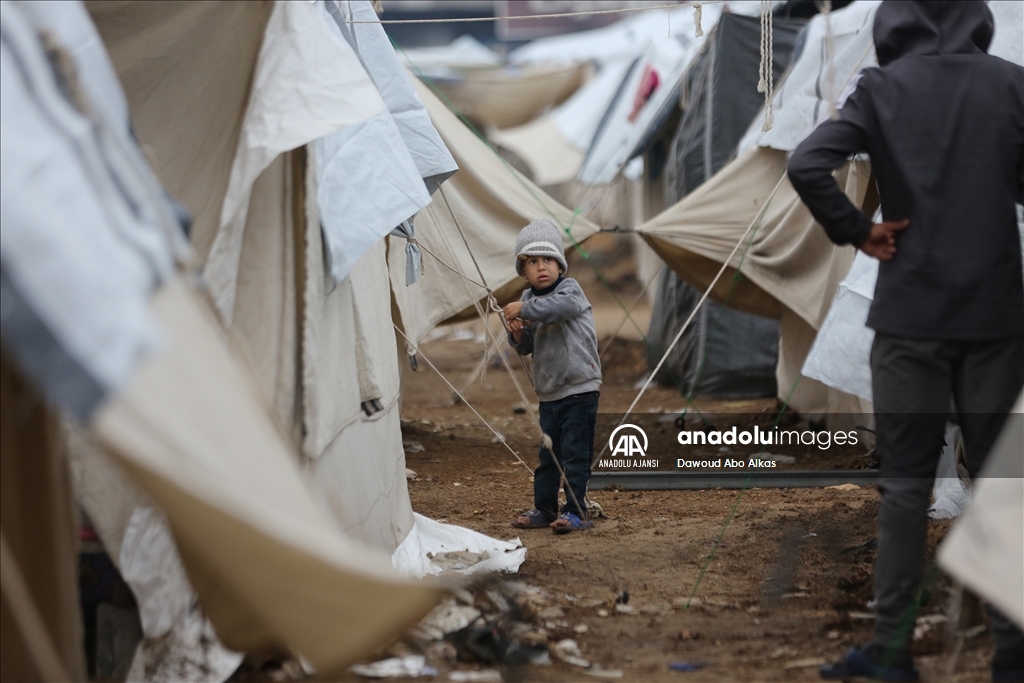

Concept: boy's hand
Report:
left=508, top=317, right=524, bottom=342
left=503, top=301, right=523, bottom=322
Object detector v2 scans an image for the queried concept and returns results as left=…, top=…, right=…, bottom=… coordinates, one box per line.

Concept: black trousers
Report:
left=870, top=334, right=1024, bottom=654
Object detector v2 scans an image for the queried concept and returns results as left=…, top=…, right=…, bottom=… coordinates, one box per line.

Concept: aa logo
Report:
left=608, top=424, right=648, bottom=457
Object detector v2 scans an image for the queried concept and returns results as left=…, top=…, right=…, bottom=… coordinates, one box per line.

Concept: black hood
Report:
left=873, top=1, right=994, bottom=66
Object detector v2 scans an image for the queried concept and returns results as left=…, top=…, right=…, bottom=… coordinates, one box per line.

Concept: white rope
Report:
left=348, top=1, right=728, bottom=25
left=593, top=172, right=788, bottom=464
left=394, top=323, right=535, bottom=476
left=433, top=189, right=590, bottom=519
left=693, top=3, right=704, bottom=37
left=821, top=0, right=839, bottom=120
left=758, top=0, right=775, bottom=131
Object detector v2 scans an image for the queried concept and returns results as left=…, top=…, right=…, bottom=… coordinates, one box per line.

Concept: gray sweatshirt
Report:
left=509, top=277, right=602, bottom=402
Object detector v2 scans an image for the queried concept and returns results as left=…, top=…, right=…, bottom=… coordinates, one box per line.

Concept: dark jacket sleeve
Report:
left=787, top=79, right=876, bottom=247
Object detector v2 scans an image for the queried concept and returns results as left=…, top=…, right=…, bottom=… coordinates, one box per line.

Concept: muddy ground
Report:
left=390, top=247, right=993, bottom=683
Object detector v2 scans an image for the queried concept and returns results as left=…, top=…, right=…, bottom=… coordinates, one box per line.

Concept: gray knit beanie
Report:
left=514, top=218, right=567, bottom=276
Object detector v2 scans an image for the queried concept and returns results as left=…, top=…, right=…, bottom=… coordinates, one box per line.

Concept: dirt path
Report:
left=395, top=252, right=992, bottom=682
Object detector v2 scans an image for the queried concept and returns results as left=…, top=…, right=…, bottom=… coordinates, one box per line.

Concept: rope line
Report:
left=394, top=323, right=535, bottom=476
left=595, top=171, right=787, bottom=464
left=350, top=1, right=729, bottom=25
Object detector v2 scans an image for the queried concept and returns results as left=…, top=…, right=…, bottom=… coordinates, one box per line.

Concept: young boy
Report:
left=504, top=218, right=602, bottom=534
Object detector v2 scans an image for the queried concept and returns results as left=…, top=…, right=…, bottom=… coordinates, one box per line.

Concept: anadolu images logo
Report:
left=608, top=424, right=648, bottom=458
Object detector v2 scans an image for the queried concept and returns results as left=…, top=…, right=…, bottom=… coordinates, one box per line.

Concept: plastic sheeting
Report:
left=393, top=515, right=527, bottom=578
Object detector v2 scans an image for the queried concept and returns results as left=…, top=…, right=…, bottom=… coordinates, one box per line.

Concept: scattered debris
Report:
left=538, top=606, right=565, bottom=620
left=614, top=604, right=638, bottom=615
left=914, top=614, right=948, bottom=641
left=783, top=657, right=826, bottom=669
left=672, top=597, right=702, bottom=609
left=582, top=666, right=624, bottom=678
left=513, top=405, right=527, bottom=414
left=574, top=624, right=589, bottom=634
left=491, top=433, right=505, bottom=444
left=827, top=630, right=840, bottom=640
left=597, top=609, right=609, bottom=617
left=615, top=590, right=630, bottom=605
left=409, top=600, right=482, bottom=641
left=448, top=670, right=502, bottom=683
left=825, top=483, right=861, bottom=491
left=770, top=646, right=796, bottom=659
left=403, top=441, right=425, bottom=453
left=552, top=639, right=590, bottom=668
left=406, top=468, right=419, bottom=480
left=350, top=655, right=437, bottom=678
left=848, top=612, right=875, bottom=620
left=669, top=661, right=707, bottom=672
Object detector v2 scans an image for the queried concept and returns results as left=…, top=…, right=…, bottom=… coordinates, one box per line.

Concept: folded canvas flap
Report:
left=639, top=147, right=866, bottom=329
left=92, top=277, right=441, bottom=672
left=205, top=0, right=388, bottom=322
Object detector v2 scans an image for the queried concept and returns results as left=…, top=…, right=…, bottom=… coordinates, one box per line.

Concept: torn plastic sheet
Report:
left=392, top=514, right=526, bottom=578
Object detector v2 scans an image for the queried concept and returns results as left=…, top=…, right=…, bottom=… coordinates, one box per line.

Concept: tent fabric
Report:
left=509, top=2, right=734, bottom=66
left=429, top=62, right=592, bottom=130
left=490, top=58, right=633, bottom=186
left=646, top=12, right=803, bottom=399
left=939, top=392, right=1024, bottom=630
left=315, top=0, right=457, bottom=284
left=737, top=1, right=880, bottom=155
left=578, top=33, right=711, bottom=186
left=399, top=34, right=502, bottom=72
left=0, top=0, right=183, bottom=421
left=490, top=115, right=586, bottom=187
left=86, top=0, right=274, bottom=264
left=203, top=0, right=390, bottom=321
left=91, top=277, right=443, bottom=673
left=640, top=147, right=869, bottom=328
left=0, top=354, right=86, bottom=683
left=391, top=74, right=601, bottom=345
left=664, top=13, right=804, bottom=203
left=68, top=429, right=244, bottom=683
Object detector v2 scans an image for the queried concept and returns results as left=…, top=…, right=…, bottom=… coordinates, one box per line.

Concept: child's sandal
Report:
left=511, top=509, right=552, bottom=529
left=551, top=511, right=593, bottom=534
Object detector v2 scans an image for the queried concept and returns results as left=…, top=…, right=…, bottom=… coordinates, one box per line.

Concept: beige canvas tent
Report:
left=391, top=75, right=601, bottom=346
left=428, top=62, right=592, bottom=131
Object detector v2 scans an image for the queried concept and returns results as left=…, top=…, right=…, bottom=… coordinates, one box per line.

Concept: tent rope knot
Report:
left=693, top=4, right=704, bottom=38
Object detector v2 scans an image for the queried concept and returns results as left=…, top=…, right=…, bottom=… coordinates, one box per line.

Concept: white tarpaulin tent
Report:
left=1, top=4, right=446, bottom=681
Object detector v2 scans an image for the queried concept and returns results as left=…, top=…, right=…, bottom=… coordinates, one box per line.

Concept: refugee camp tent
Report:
left=399, top=34, right=502, bottom=77
left=424, top=62, right=593, bottom=131
left=645, top=11, right=804, bottom=398
left=1, top=4, right=445, bottom=681
left=390, top=75, right=601, bottom=347
left=489, top=58, right=633, bottom=187
left=637, top=1, right=881, bottom=416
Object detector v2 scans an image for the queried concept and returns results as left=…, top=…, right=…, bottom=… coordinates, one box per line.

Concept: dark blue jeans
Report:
left=535, top=391, right=598, bottom=520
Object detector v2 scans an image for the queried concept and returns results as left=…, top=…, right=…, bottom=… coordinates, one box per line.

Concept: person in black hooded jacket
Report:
left=788, top=1, right=1024, bottom=681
